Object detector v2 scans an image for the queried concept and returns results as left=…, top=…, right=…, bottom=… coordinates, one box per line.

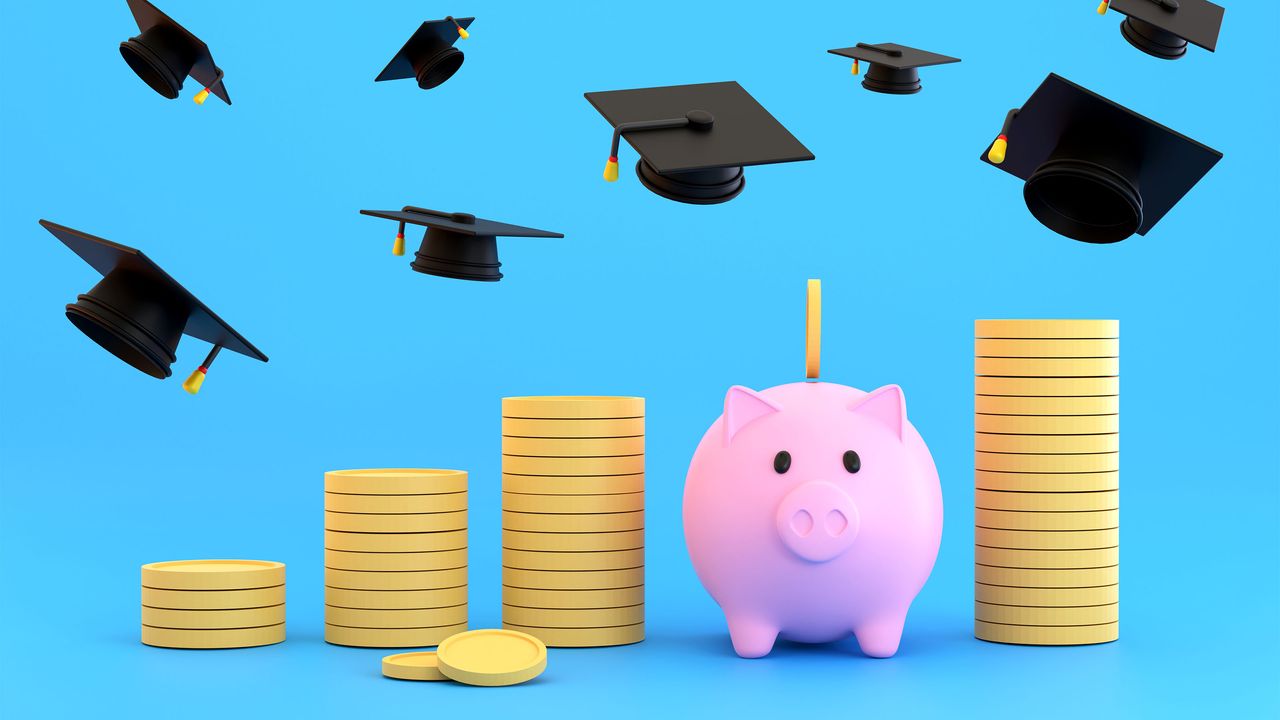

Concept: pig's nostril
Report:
left=825, top=509, right=848, bottom=536
left=791, top=510, right=814, bottom=537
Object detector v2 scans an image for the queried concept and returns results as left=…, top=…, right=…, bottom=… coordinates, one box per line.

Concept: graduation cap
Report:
left=360, top=206, right=563, bottom=281
left=585, top=81, right=814, bottom=205
left=1097, top=0, right=1224, bottom=59
left=981, top=73, right=1221, bottom=244
left=119, top=0, right=229, bottom=105
left=375, top=16, right=473, bottom=90
left=827, top=43, right=960, bottom=94
left=40, top=220, right=267, bottom=393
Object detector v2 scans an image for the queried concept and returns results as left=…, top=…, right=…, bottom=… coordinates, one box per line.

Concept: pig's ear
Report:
left=723, top=385, right=781, bottom=446
left=849, top=384, right=906, bottom=441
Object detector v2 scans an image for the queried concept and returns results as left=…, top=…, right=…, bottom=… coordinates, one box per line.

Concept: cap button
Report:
left=450, top=212, right=476, bottom=224
left=685, top=110, right=715, bottom=131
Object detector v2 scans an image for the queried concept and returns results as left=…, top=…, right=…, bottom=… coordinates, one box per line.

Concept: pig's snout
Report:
left=775, top=481, right=860, bottom=562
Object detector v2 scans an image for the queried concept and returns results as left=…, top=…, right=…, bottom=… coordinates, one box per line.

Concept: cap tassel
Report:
left=1097, top=0, right=1110, bottom=14
left=851, top=59, right=860, bottom=75
left=193, top=88, right=211, bottom=105
left=603, top=156, right=620, bottom=182
left=988, top=135, right=1008, bottom=164
left=447, top=16, right=469, bottom=39
left=183, top=345, right=222, bottom=395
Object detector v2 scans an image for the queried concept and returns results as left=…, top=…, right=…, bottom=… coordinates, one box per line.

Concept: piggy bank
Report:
left=682, top=381, right=942, bottom=658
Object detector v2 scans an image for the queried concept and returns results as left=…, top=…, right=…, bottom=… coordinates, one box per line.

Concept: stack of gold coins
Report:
left=974, top=319, right=1119, bottom=646
left=141, top=560, right=285, bottom=649
left=501, top=396, right=645, bottom=647
left=324, top=469, right=468, bottom=647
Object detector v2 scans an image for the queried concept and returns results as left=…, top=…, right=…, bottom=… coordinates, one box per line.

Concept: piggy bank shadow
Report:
left=662, top=628, right=969, bottom=661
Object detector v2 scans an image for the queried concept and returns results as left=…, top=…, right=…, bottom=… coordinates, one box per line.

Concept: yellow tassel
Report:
left=193, top=88, right=210, bottom=105
left=457, top=26, right=469, bottom=39
left=851, top=60, right=860, bottom=75
left=1097, top=0, right=1109, bottom=14
left=603, top=158, right=619, bottom=182
left=182, top=368, right=206, bottom=394
left=392, top=233, right=406, bottom=256
left=988, top=135, right=1008, bottom=165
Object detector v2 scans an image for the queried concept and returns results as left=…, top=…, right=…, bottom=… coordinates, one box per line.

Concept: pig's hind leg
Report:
left=853, top=609, right=908, bottom=658
left=724, top=613, right=779, bottom=658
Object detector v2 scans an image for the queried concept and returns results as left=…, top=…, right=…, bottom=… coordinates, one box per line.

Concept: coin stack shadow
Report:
left=501, top=396, right=646, bottom=647
left=324, top=469, right=469, bottom=647
left=974, top=319, right=1120, bottom=646
left=140, top=560, right=286, bottom=649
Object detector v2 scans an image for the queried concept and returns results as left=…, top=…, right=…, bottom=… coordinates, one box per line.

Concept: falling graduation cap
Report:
left=360, top=206, right=563, bottom=281
left=1097, top=0, right=1224, bottom=59
left=40, top=220, right=267, bottom=393
left=981, top=73, right=1222, bottom=244
left=375, top=16, right=474, bottom=90
left=585, top=81, right=814, bottom=205
left=119, top=0, right=229, bottom=105
left=827, top=43, right=960, bottom=94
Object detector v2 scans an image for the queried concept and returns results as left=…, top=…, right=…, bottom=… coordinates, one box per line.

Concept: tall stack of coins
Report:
left=974, top=319, right=1119, bottom=646
left=324, top=469, right=468, bottom=647
left=501, top=396, right=645, bottom=647
left=141, top=560, right=286, bottom=649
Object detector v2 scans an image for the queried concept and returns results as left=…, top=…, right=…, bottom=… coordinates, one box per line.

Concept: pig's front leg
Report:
left=724, top=612, right=778, bottom=658
left=853, top=608, right=909, bottom=658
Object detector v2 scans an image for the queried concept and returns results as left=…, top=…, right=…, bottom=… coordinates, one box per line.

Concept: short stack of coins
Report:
left=501, top=396, right=645, bottom=647
left=324, top=469, right=468, bottom=647
left=141, top=560, right=286, bottom=649
left=974, top=319, right=1119, bottom=646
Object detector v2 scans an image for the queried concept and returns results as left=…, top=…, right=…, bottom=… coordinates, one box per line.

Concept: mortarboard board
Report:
left=585, top=81, right=815, bottom=205
left=119, top=0, right=229, bottom=105
left=827, top=43, right=961, bottom=94
left=40, top=221, right=268, bottom=393
left=1097, top=0, right=1224, bottom=59
left=375, top=16, right=473, bottom=90
left=360, top=206, right=563, bottom=282
left=981, top=73, right=1222, bottom=244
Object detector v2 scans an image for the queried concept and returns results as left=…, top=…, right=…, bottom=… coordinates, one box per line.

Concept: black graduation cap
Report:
left=119, top=0, right=229, bottom=105
left=40, top=221, right=268, bottom=393
left=585, top=81, right=814, bottom=205
left=827, top=43, right=961, bottom=94
left=360, top=206, right=563, bottom=282
left=980, top=73, right=1222, bottom=244
left=375, top=16, right=473, bottom=90
left=1098, top=0, right=1224, bottom=59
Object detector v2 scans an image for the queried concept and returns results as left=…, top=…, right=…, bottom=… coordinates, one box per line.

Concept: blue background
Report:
left=2, top=1, right=1277, bottom=717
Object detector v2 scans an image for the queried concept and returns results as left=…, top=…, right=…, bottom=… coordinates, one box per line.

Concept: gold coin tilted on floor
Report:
left=436, top=629, right=548, bottom=687
left=382, top=651, right=447, bottom=681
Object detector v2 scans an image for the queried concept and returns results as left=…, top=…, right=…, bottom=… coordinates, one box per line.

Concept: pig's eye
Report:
left=843, top=450, right=861, bottom=473
left=773, top=451, right=792, bottom=474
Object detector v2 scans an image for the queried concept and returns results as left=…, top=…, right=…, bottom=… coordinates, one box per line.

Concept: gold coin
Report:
left=975, top=489, right=1118, bottom=512
left=436, top=629, right=548, bottom=687
left=502, top=567, right=644, bottom=590
left=502, top=529, right=644, bottom=552
left=325, top=549, right=467, bottom=572
left=324, top=492, right=468, bottom=514
left=975, top=414, right=1119, bottom=434
left=975, top=395, right=1119, bottom=415
left=502, top=436, right=645, bottom=457
left=325, top=469, right=467, bottom=495
left=141, top=605, right=286, bottom=629
left=503, top=396, right=645, bottom=419
left=975, top=620, right=1117, bottom=646
left=502, top=455, right=645, bottom=476
left=976, top=433, right=1119, bottom=454
left=141, top=560, right=285, bottom=591
left=975, top=357, right=1119, bottom=378
left=975, top=546, right=1118, bottom=569
left=806, top=278, right=821, bottom=379
left=325, top=567, right=468, bottom=591
left=324, top=510, right=467, bottom=533
left=976, top=452, right=1119, bottom=473
left=502, top=492, right=645, bottom=514
left=502, top=604, right=644, bottom=628
left=975, top=527, right=1119, bottom=550
left=502, top=416, right=645, bottom=438
left=503, top=510, right=644, bottom=532
left=975, top=602, right=1118, bottom=626
left=140, top=585, right=285, bottom=610
left=975, top=319, right=1118, bottom=339
left=975, top=470, right=1119, bottom=492
left=974, top=338, right=1119, bottom=358
left=325, top=623, right=467, bottom=648
left=326, top=586, right=467, bottom=610
left=975, top=376, right=1119, bottom=396
left=142, top=624, right=285, bottom=649
left=325, top=605, right=468, bottom=629
left=975, top=583, right=1118, bottom=607
left=502, top=585, right=644, bottom=609
left=502, top=623, right=644, bottom=648
left=976, top=508, right=1118, bottom=531
left=503, top=548, right=644, bottom=572
left=325, top=529, right=468, bottom=553
left=502, top=474, right=645, bottom=495
left=382, top=651, right=446, bottom=681
left=975, top=564, right=1118, bottom=587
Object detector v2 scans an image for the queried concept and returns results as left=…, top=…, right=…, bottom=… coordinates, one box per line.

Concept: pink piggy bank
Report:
left=682, top=382, right=942, bottom=658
